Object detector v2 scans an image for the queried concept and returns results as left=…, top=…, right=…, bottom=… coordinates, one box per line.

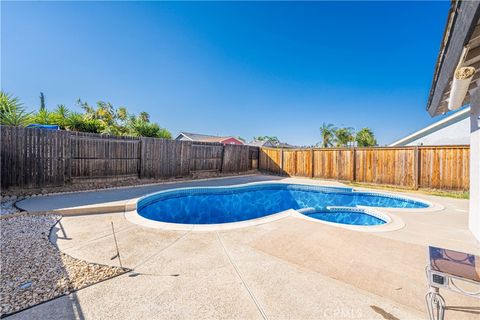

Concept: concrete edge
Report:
left=124, top=208, right=295, bottom=231
left=10, top=180, right=445, bottom=225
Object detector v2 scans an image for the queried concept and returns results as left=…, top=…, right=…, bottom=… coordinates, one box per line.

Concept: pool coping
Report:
left=125, top=208, right=296, bottom=231
left=123, top=181, right=442, bottom=233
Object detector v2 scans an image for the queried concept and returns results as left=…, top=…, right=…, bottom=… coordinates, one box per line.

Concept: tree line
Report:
left=319, top=123, right=377, bottom=147
left=253, top=126, right=376, bottom=148
left=0, top=92, right=378, bottom=145
left=0, top=91, right=172, bottom=138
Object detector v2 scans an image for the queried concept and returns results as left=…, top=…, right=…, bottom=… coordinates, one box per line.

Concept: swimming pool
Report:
left=136, top=183, right=428, bottom=226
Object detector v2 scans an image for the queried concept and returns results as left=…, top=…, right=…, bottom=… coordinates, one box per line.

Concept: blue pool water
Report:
left=306, top=210, right=385, bottom=226
left=137, top=184, right=428, bottom=225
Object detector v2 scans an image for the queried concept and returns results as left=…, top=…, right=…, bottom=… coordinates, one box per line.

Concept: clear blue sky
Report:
left=2, top=1, right=450, bottom=146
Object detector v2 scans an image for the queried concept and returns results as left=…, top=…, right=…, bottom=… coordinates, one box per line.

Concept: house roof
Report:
left=247, top=140, right=296, bottom=148
left=277, top=142, right=296, bottom=148
left=248, top=140, right=277, bottom=147
left=427, top=0, right=480, bottom=116
left=176, top=132, right=241, bottom=143
left=389, top=106, right=470, bottom=146
left=248, top=140, right=268, bottom=147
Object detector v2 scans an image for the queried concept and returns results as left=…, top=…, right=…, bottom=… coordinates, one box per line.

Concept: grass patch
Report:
left=345, top=182, right=469, bottom=199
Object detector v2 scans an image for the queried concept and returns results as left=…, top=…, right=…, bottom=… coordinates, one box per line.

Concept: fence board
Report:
left=1, top=126, right=258, bottom=189
left=1, top=125, right=469, bottom=192
left=189, top=142, right=224, bottom=172
left=313, top=148, right=353, bottom=180
left=419, top=146, right=469, bottom=190
left=222, top=144, right=254, bottom=173
left=70, top=133, right=140, bottom=178
left=258, top=145, right=470, bottom=191
left=140, top=138, right=186, bottom=179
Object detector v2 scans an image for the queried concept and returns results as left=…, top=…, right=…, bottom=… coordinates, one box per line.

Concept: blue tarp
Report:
left=25, top=124, right=60, bottom=130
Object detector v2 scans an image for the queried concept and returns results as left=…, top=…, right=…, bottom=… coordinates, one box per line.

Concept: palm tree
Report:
left=96, top=101, right=115, bottom=123
left=128, top=117, right=171, bottom=138
left=319, top=123, right=336, bottom=147
left=0, top=91, right=31, bottom=126
left=53, top=104, right=70, bottom=128
left=64, top=112, right=84, bottom=131
left=65, top=112, right=103, bottom=133
left=356, top=128, right=377, bottom=147
left=77, top=99, right=96, bottom=120
left=31, top=108, right=55, bottom=125
left=335, top=127, right=354, bottom=147
left=139, top=111, right=150, bottom=123
left=116, top=107, right=128, bottom=122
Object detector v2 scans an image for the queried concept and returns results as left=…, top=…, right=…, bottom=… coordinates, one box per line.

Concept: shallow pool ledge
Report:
left=292, top=209, right=405, bottom=233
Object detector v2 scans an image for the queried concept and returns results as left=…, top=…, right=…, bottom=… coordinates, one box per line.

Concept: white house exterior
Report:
left=389, top=107, right=470, bottom=146
left=426, top=1, right=480, bottom=242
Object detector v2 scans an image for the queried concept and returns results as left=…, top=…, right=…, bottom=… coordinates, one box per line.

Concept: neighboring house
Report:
left=175, top=132, right=244, bottom=145
left=248, top=140, right=276, bottom=147
left=277, top=142, right=297, bottom=148
left=389, top=107, right=470, bottom=146
left=248, top=140, right=297, bottom=148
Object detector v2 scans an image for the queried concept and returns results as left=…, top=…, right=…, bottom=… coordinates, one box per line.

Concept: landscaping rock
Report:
left=0, top=214, right=127, bottom=317
left=0, top=196, right=20, bottom=216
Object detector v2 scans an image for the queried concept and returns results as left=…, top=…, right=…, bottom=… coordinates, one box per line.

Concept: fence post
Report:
left=65, top=131, right=72, bottom=184
left=351, top=147, right=356, bottom=182
left=293, top=150, right=297, bottom=176
left=414, top=146, right=420, bottom=190
left=280, top=148, right=284, bottom=175
left=310, top=148, right=314, bottom=178
left=138, top=137, right=144, bottom=178
left=220, top=144, right=225, bottom=173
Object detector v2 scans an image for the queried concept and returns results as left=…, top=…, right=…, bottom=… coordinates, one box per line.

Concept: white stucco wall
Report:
left=469, top=93, right=480, bottom=243
left=405, top=117, right=470, bottom=146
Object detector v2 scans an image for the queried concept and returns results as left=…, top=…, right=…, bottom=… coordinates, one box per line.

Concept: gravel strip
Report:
left=0, top=214, right=127, bottom=317
left=1, top=196, right=22, bottom=216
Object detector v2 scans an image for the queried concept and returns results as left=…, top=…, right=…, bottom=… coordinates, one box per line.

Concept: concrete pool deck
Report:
left=10, top=175, right=480, bottom=319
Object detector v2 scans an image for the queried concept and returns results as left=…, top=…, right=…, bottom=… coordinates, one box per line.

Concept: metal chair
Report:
left=425, top=246, right=480, bottom=320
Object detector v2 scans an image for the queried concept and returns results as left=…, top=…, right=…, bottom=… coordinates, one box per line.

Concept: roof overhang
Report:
left=390, top=106, right=470, bottom=146
left=175, top=132, right=194, bottom=141
left=427, top=0, right=480, bottom=116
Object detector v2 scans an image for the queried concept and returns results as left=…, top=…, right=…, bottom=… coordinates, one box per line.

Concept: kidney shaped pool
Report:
left=136, top=183, right=429, bottom=226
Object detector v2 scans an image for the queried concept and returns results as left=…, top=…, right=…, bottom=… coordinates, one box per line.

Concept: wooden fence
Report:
left=0, top=126, right=259, bottom=189
left=259, top=146, right=470, bottom=190
left=0, top=125, right=470, bottom=191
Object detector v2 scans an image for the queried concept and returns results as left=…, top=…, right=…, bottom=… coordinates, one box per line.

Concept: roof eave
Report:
left=390, top=106, right=470, bottom=146
left=427, top=0, right=480, bottom=117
